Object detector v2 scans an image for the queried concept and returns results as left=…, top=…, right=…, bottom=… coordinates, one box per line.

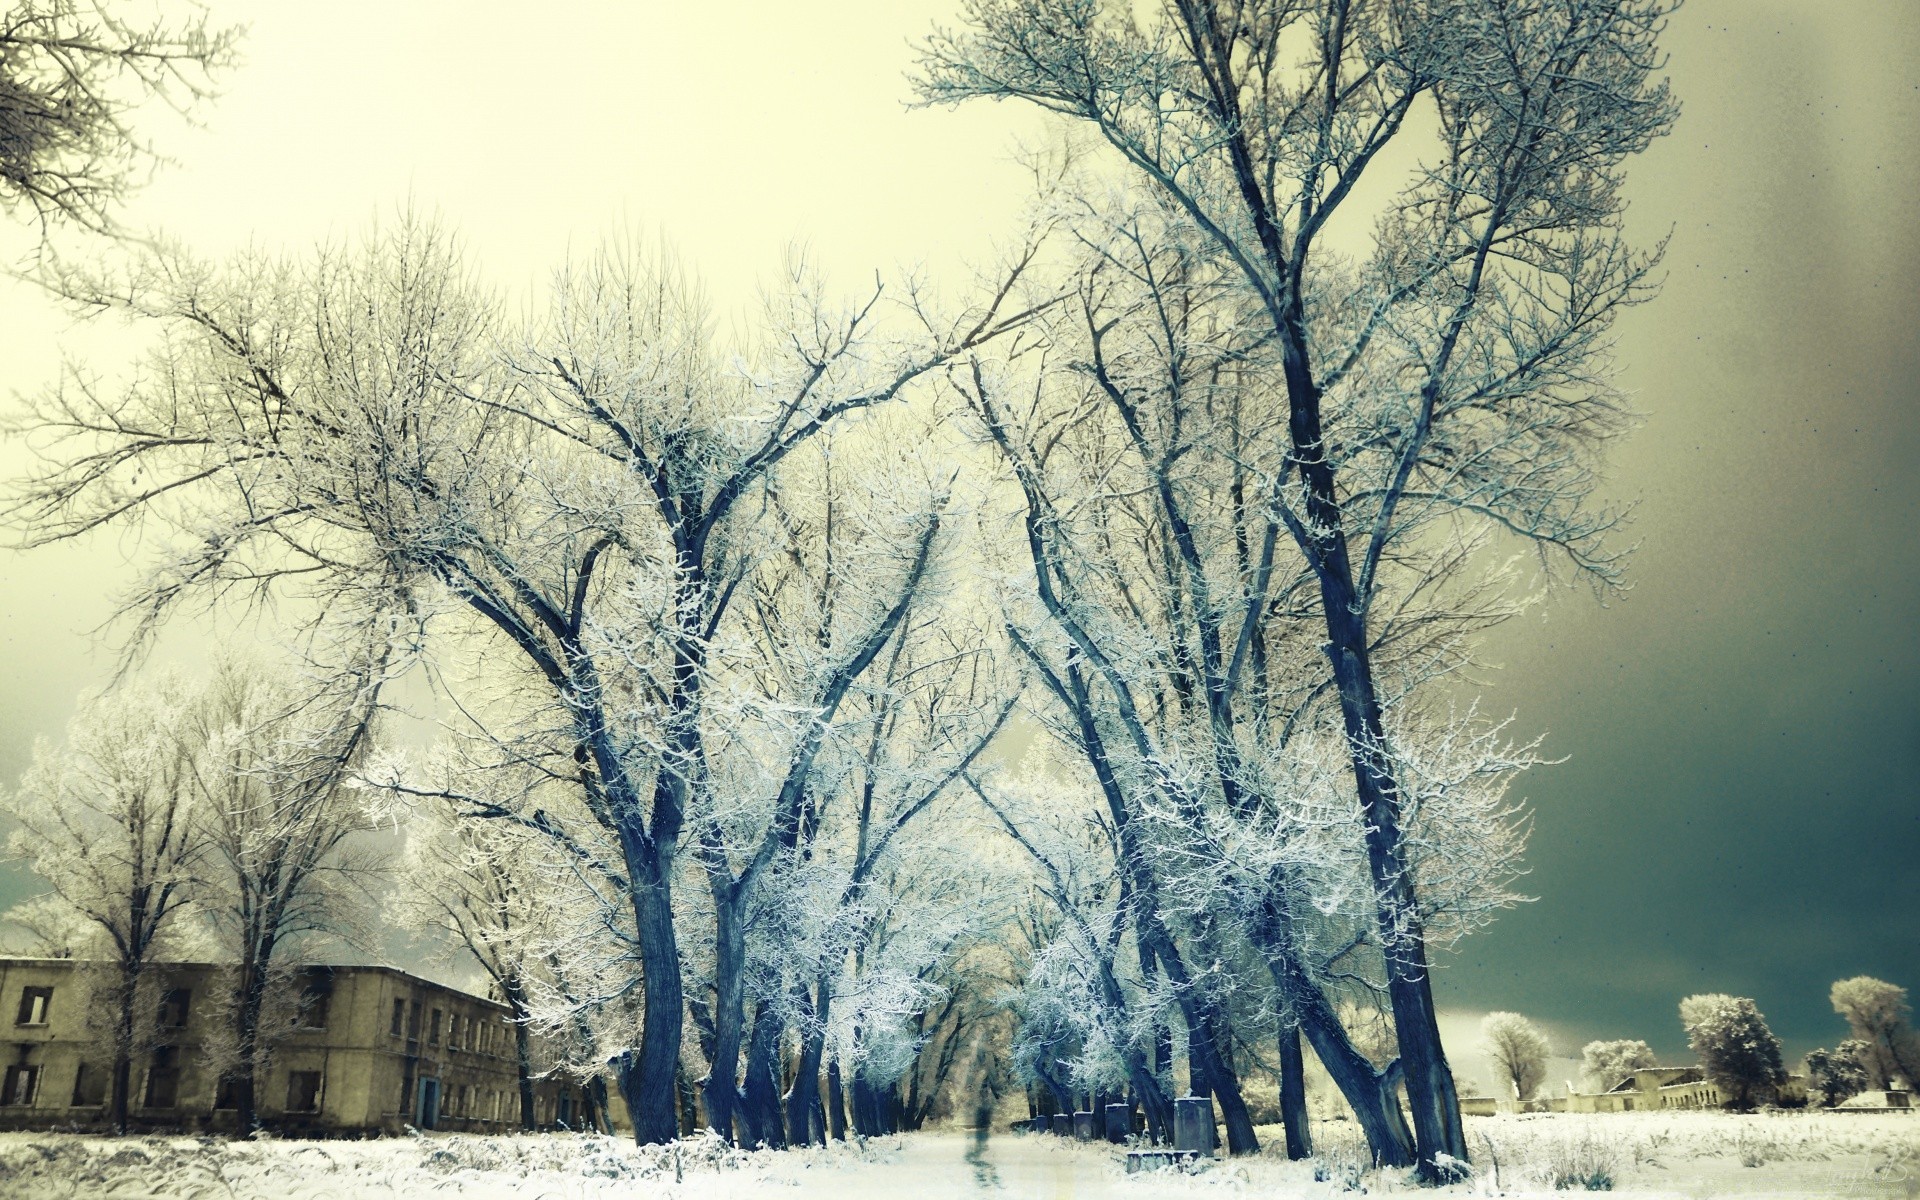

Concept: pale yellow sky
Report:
left=0, top=0, right=1046, bottom=771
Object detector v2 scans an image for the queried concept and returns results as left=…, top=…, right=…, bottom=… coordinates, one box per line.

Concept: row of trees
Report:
left=1475, top=974, right=1919, bottom=1112
left=919, top=0, right=1677, bottom=1177
left=1, top=660, right=377, bottom=1133
left=0, top=0, right=1682, bottom=1177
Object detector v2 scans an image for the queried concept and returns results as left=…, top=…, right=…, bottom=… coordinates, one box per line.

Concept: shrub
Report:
left=1543, top=1132, right=1621, bottom=1191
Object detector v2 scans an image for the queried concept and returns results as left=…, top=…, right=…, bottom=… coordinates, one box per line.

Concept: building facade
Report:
left=0, top=958, right=618, bottom=1135
left=1565, top=1066, right=1810, bottom=1113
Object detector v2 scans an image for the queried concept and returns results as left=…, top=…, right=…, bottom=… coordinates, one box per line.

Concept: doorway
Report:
left=417, top=1078, right=440, bottom=1129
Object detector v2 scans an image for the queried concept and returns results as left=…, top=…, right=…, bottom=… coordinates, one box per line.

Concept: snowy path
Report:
left=744, top=1131, right=1134, bottom=1199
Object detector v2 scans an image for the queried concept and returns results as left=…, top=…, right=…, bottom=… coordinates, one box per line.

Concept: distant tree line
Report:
left=1476, top=975, right=1919, bottom=1113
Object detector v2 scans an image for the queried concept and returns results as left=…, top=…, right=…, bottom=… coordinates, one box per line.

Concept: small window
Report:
left=157, top=988, right=190, bottom=1029
left=294, top=971, right=332, bottom=1029
left=286, top=1070, right=322, bottom=1113
left=71, top=1062, right=107, bottom=1107
left=2, top=1064, right=40, bottom=1106
left=428, top=1009, right=441, bottom=1047
left=143, top=1047, right=180, bottom=1109
left=449, top=1014, right=462, bottom=1052
left=214, top=1074, right=240, bottom=1110
left=391, top=999, right=406, bottom=1038
left=396, top=1072, right=412, bottom=1114
left=15, top=986, right=52, bottom=1026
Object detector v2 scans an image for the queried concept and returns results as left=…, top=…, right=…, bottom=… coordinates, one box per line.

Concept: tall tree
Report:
left=682, top=429, right=955, bottom=1146
left=1830, top=977, right=1920, bottom=1090
left=6, top=219, right=1043, bottom=1142
left=972, top=769, right=1179, bottom=1145
left=189, top=655, right=384, bottom=1133
left=1479, top=1011, right=1549, bottom=1101
left=0, top=673, right=206, bottom=1132
left=956, top=191, right=1533, bottom=1165
left=919, top=0, right=1679, bottom=1176
left=1680, top=993, right=1786, bottom=1111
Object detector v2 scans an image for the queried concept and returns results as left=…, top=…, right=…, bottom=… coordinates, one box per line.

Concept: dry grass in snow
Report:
left=0, top=1113, right=1915, bottom=1198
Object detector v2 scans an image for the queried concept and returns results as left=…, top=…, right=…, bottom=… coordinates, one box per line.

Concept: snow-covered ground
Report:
left=1, top=1113, right=1915, bottom=1198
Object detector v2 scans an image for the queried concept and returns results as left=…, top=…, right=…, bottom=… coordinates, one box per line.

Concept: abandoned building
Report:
left=0, top=957, right=621, bottom=1135
left=1565, top=1066, right=1811, bottom=1112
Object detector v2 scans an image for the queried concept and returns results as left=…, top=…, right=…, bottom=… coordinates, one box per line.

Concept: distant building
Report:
left=1837, top=1089, right=1913, bottom=1111
left=0, top=958, right=621, bottom=1135
left=1565, top=1066, right=1809, bottom=1113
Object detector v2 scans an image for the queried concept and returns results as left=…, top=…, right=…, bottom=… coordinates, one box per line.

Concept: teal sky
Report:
left=1, top=1, right=1915, bottom=1081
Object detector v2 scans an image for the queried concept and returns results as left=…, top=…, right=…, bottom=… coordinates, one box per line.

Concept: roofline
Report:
left=0, top=958, right=509, bottom=1013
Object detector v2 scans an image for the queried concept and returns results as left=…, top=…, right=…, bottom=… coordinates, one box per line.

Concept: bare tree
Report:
left=393, top=784, right=569, bottom=1130
left=918, top=0, right=1679, bottom=1174
left=951, top=189, right=1534, bottom=1165
left=0, top=673, right=206, bottom=1132
left=1479, top=1011, right=1549, bottom=1101
left=0, top=0, right=238, bottom=238
left=187, top=655, right=385, bottom=1133
left=972, top=767, right=1180, bottom=1143
left=4, top=219, right=1045, bottom=1141
left=683, top=433, right=950, bottom=1147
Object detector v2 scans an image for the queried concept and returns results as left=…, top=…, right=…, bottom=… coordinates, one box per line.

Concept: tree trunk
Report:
left=1278, top=1019, right=1312, bottom=1160
left=784, top=980, right=830, bottom=1146
left=1278, top=308, right=1466, bottom=1177
left=514, top=1021, right=537, bottom=1129
left=1266, top=952, right=1414, bottom=1167
left=619, top=864, right=686, bottom=1145
left=675, top=1062, right=700, bottom=1137
left=698, top=892, right=745, bottom=1143
left=1140, top=928, right=1258, bottom=1154
left=850, top=1072, right=885, bottom=1137
left=501, top=978, right=538, bottom=1130
left=109, top=962, right=137, bottom=1135
left=586, top=1075, right=612, bottom=1135
left=826, top=1059, right=847, bottom=1141
left=231, top=956, right=270, bottom=1135
left=1129, top=1063, right=1173, bottom=1145
left=1199, top=1016, right=1258, bottom=1154
left=739, top=998, right=787, bottom=1149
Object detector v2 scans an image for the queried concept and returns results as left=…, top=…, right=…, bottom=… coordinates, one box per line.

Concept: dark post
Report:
left=1173, top=1095, right=1216, bottom=1156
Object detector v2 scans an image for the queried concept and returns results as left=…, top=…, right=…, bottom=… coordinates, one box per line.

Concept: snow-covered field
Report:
left=1, top=1113, right=1915, bottom=1198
